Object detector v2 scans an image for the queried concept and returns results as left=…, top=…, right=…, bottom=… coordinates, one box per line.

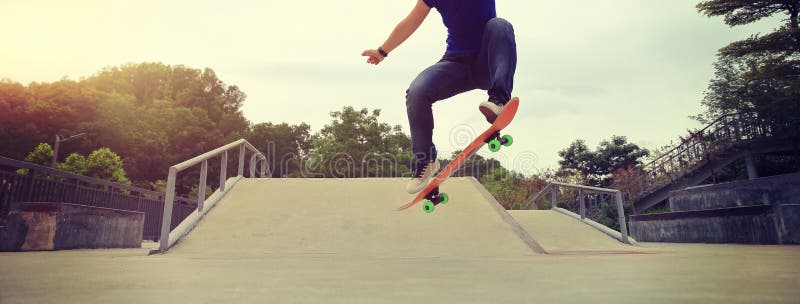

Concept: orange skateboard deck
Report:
left=399, top=97, right=520, bottom=213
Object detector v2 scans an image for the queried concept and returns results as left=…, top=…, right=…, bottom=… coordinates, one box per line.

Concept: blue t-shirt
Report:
left=423, top=0, right=497, bottom=55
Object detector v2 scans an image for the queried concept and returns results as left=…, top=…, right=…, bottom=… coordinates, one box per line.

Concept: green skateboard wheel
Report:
left=501, top=134, right=513, bottom=147
left=439, top=193, right=449, bottom=205
left=422, top=201, right=435, bottom=213
left=488, top=139, right=501, bottom=152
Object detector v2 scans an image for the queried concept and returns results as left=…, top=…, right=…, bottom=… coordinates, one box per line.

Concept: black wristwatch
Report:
left=378, top=47, right=388, bottom=57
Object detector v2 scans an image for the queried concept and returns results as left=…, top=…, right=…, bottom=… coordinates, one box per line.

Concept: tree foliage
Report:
left=58, top=153, right=88, bottom=175
left=84, top=147, right=130, bottom=185
left=2, top=62, right=545, bottom=211
left=309, top=107, right=413, bottom=178
left=479, top=167, right=547, bottom=209
left=696, top=0, right=800, bottom=126
left=0, top=63, right=249, bottom=191
left=450, top=151, right=503, bottom=181
left=23, top=143, right=53, bottom=166
left=697, top=1, right=798, bottom=27
left=558, top=136, right=649, bottom=187
left=696, top=54, right=800, bottom=126
left=247, top=122, right=313, bottom=177
left=21, top=143, right=130, bottom=185
left=611, top=166, right=647, bottom=203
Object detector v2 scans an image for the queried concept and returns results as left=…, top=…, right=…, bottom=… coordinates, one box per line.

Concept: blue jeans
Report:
left=406, top=18, right=517, bottom=169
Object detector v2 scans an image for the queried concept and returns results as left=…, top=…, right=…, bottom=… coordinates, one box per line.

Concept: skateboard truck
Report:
left=421, top=187, right=449, bottom=214
left=485, top=131, right=513, bottom=153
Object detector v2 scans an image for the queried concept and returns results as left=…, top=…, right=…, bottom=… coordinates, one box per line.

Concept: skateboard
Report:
left=399, top=97, right=520, bottom=213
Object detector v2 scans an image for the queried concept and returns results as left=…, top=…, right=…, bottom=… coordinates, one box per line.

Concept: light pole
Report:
left=52, top=133, right=87, bottom=168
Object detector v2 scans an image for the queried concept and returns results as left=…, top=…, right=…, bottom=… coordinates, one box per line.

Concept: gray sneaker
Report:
left=405, top=160, right=441, bottom=194
left=479, top=100, right=504, bottom=123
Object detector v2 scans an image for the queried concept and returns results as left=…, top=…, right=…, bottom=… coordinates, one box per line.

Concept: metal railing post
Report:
left=249, top=155, right=256, bottom=178
left=220, top=151, right=228, bottom=192
left=260, top=157, right=267, bottom=178
left=135, top=192, right=143, bottom=211
left=550, top=186, right=558, bottom=209
left=579, top=189, right=586, bottom=220
left=159, top=167, right=178, bottom=251
left=25, top=169, right=36, bottom=202
left=615, top=191, right=629, bottom=243
left=198, top=160, right=208, bottom=212
left=107, top=186, right=114, bottom=205
left=238, top=144, right=245, bottom=177
left=71, top=178, right=79, bottom=203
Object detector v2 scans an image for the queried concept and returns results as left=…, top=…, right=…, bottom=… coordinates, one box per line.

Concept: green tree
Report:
left=557, top=139, right=595, bottom=179
left=450, top=151, right=503, bottom=181
left=479, top=168, right=548, bottom=210
left=595, top=136, right=650, bottom=174
left=85, top=63, right=247, bottom=121
left=24, top=143, right=53, bottom=166
left=0, top=79, right=99, bottom=161
left=57, top=153, right=88, bottom=175
left=558, top=136, right=649, bottom=187
left=480, top=167, right=515, bottom=199
left=0, top=80, right=34, bottom=160
left=82, top=63, right=250, bottom=184
left=696, top=0, right=800, bottom=126
left=0, top=62, right=252, bottom=193
left=85, top=148, right=130, bottom=185
left=698, top=1, right=798, bottom=26
left=310, top=107, right=412, bottom=178
left=247, top=122, right=312, bottom=177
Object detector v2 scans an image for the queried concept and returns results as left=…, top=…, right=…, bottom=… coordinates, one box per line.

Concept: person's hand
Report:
left=361, top=49, right=385, bottom=65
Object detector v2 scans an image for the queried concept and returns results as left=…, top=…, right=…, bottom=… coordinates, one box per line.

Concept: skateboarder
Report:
left=362, top=0, right=517, bottom=194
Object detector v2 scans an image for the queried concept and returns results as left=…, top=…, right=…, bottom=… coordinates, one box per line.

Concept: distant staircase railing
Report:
left=158, top=139, right=267, bottom=252
left=638, top=112, right=772, bottom=201
left=524, top=182, right=631, bottom=244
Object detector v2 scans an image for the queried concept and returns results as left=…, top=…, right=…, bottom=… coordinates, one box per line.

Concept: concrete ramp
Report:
left=509, top=210, right=646, bottom=253
left=171, top=178, right=539, bottom=257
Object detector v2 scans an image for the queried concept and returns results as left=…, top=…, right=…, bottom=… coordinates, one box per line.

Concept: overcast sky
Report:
left=0, top=0, right=784, bottom=173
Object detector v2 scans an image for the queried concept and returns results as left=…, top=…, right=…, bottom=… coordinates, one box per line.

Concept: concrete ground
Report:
left=1, top=178, right=798, bottom=303
left=1, top=243, right=798, bottom=303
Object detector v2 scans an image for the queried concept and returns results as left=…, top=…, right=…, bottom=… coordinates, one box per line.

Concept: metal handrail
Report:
left=639, top=112, right=770, bottom=197
left=527, top=182, right=618, bottom=204
left=158, top=139, right=267, bottom=251
left=641, top=113, right=738, bottom=170
left=524, top=182, right=630, bottom=244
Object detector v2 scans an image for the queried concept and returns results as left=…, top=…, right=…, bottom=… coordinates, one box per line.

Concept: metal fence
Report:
left=0, top=156, right=195, bottom=240
left=525, top=182, right=630, bottom=244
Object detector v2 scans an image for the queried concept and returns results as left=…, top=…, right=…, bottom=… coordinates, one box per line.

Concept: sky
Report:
left=0, top=0, right=785, bottom=174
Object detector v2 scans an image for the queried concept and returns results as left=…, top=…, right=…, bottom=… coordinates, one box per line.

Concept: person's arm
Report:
left=362, top=0, right=432, bottom=65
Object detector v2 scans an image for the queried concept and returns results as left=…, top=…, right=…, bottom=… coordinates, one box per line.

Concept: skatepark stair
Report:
left=634, top=112, right=798, bottom=213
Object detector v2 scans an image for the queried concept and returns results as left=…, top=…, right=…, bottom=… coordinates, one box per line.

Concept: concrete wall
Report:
left=777, top=204, right=800, bottom=244
left=670, top=173, right=800, bottom=212
left=0, top=202, right=144, bottom=251
left=629, top=205, right=800, bottom=244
